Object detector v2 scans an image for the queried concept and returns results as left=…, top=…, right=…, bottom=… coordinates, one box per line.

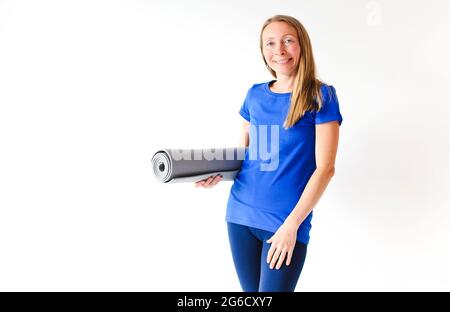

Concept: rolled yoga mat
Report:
left=151, top=147, right=246, bottom=183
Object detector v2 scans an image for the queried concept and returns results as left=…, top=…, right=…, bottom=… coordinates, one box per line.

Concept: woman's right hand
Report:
left=195, top=174, right=222, bottom=188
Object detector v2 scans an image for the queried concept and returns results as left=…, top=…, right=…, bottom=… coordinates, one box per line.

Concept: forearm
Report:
left=286, top=167, right=335, bottom=228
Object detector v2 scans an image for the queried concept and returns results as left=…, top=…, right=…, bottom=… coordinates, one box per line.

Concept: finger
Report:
left=266, top=244, right=275, bottom=264
left=200, top=177, right=211, bottom=188
left=197, top=180, right=206, bottom=188
left=275, top=247, right=288, bottom=270
left=204, top=176, right=214, bottom=187
left=210, top=175, right=222, bottom=186
left=209, top=176, right=219, bottom=186
left=270, top=247, right=282, bottom=269
left=195, top=180, right=204, bottom=187
left=266, top=235, right=274, bottom=244
left=286, top=248, right=293, bottom=266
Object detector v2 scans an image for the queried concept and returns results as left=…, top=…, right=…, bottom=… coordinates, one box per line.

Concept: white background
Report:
left=1, top=0, right=449, bottom=291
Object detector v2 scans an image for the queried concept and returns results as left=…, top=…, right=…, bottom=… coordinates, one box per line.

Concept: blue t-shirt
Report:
left=225, top=80, right=343, bottom=244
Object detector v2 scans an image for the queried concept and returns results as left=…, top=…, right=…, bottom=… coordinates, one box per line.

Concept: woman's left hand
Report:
left=266, top=219, right=299, bottom=270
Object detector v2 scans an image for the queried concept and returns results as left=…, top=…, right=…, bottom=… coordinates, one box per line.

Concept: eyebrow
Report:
left=263, top=34, right=295, bottom=42
left=264, top=34, right=296, bottom=40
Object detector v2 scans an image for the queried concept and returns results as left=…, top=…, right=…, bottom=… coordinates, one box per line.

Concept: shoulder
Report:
left=249, top=81, right=270, bottom=92
left=242, top=81, right=271, bottom=100
left=315, top=82, right=343, bottom=125
left=319, top=83, right=338, bottom=103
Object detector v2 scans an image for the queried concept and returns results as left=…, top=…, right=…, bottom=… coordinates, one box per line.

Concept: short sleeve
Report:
left=315, top=85, right=343, bottom=126
left=239, top=86, right=252, bottom=122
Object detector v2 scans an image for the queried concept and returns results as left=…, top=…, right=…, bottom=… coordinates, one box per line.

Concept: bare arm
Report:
left=266, top=120, right=340, bottom=269
left=285, top=120, right=340, bottom=227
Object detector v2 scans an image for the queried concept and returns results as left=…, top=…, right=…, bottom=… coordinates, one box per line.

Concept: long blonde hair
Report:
left=260, top=15, right=324, bottom=129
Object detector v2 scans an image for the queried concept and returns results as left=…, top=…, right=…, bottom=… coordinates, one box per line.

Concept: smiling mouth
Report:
left=273, top=58, right=292, bottom=64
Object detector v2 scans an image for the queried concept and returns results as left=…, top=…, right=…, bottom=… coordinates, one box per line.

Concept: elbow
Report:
left=329, top=167, right=335, bottom=177
left=317, top=166, right=335, bottom=177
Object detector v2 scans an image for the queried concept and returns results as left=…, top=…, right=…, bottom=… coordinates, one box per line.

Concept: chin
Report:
left=275, top=69, right=295, bottom=76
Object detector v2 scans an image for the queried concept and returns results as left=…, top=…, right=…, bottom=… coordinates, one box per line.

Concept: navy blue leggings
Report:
left=227, top=222, right=307, bottom=292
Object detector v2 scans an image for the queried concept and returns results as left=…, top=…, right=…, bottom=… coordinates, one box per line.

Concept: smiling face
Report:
left=261, top=21, right=301, bottom=78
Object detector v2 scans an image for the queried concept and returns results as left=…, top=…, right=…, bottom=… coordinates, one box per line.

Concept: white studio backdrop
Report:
left=0, top=0, right=449, bottom=291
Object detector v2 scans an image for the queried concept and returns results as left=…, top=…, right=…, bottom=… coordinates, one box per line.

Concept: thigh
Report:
left=227, top=222, right=262, bottom=292
left=257, top=230, right=308, bottom=292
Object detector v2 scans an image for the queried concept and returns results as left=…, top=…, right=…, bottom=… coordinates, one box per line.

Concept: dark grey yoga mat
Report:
left=151, top=147, right=246, bottom=183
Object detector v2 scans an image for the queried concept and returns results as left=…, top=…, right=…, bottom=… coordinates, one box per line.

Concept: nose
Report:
left=273, top=42, right=286, bottom=55
left=274, top=50, right=287, bottom=58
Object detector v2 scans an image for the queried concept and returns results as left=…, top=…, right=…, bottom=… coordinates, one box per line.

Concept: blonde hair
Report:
left=260, top=15, right=324, bottom=129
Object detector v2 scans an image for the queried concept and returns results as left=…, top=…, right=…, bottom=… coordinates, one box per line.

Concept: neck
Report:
left=274, top=74, right=295, bottom=92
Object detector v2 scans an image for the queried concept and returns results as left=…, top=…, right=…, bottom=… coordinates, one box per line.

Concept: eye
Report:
left=284, top=39, right=293, bottom=44
left=265, top=42, right=274, bottom=47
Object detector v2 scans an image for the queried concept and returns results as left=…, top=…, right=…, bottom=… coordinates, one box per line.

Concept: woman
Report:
left=195, top=15, right=343, bottom=292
